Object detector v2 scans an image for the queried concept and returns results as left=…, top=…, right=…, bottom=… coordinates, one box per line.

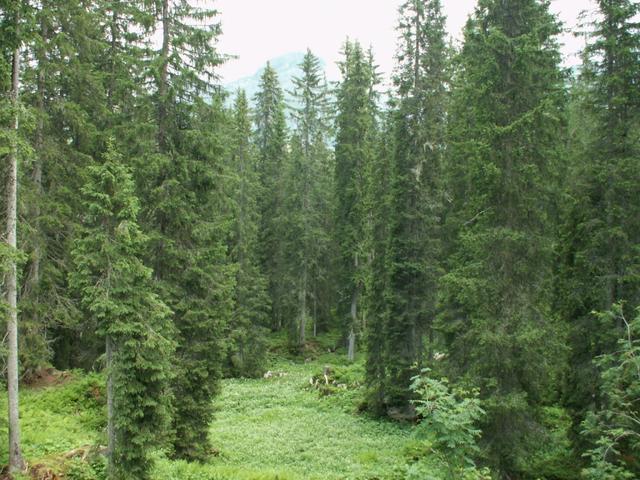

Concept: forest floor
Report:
left=0, top=333, right=414, bottom=480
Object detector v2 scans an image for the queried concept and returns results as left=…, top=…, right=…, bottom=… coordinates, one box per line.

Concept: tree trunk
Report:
left=27, top=8, right=47, bottom=299
left=107, top=1, right=119, bottom=109
left=413, top=0, right=421, bottom=91
left=106, top=335, right=115, bottom=472
left=157, top=0, right=170, bottom=152
left=347, top=329, right=356, bottom=362
left=348, top=228, right=359, bottom=366
left=348, top=285, right=358, bottom=361
left=313, top=294, right=317, bottom=338
left=350, top=285, right=358, bottom=320
left=6, top=38, right=25, bottom=474
left=299, top=266, right=307, bottom=346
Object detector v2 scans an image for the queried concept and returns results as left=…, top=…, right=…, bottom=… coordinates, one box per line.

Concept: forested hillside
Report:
left=0, top=1, right=638, bottom=479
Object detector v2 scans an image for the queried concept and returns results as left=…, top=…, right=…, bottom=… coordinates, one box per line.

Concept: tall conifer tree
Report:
left=373, top=0, right=449, bottom=412
left=334, top=40, right=379, bottom=360
left=253, top=63, right=290, bottom=332
left=364, top=110, right=396, bottom=415
left=227, top=89, right=269, bottom=377
left=1, top=1, right=26, bottom=471
left=558, top=0, right=640, bottom=457
left=147, top=1, right=233, bottom=461
left=25, top=0, right=114, bottom=370
left=70, top=143, right=174, bottom=480
left=438, top=0, right=566, bottom=473
left=286, top=49, right=334, bottom=348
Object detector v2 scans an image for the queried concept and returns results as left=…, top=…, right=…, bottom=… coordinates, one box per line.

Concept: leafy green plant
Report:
left=522, top=406, right=579, bottom=480
left=581, top=305, right=640, bottom=479
left=64, top=457, right=106, bottom=480
left=406, top=369, right=489, bottom=479
left=0, top=372, right=105, bottom=465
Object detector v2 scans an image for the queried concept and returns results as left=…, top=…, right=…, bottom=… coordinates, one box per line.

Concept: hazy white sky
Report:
left=215, top=0, right=595, bottom=83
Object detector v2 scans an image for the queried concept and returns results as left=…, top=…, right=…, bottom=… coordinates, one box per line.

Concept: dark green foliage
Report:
left=6, top=1, right=640, bottom=477
left=227, top=90, right=269, bottom=377
left=363, top=111, right=395, bottom=415
left=19, top=0, right=111, bottom=371
left=374, top=0, right=449, bottom=412
left=334, top=40, right=379, bottom=357
left=581, top=305, right=640, bottom=479
left=406, top=369, right=489, bottom=479
left=165, top=98, right=235, bottom=462
left=3, top=0, right=234, bottom=466
left=133, top=1, right=233, bottom=461
left=70, top=143, right=175, bottom=480
left=558, top=0, right=640, bottom=455
left=438, top=0, right=567, bottom=474
left=253, top=63, right=291, bottom=333
left=285, top=49, right=335, bottom=348
left=0, top=2, right=33, bottom=365
left=155, top=0, right=224, bottom=151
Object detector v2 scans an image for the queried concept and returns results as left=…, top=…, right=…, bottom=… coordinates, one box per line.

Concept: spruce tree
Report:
left=142, top=1, right=233, bottom=461
left=286, top=49, right=334, bottom=348
left=378, top=0, right=449, bottom=412
left=70, top=143, right=174, bottom=480
left=253, top=63, right=291, bottom=332
left=227, top=89, right=269, bottom=377
left=364, top=110, right=395, bottom=415
left=580, top=305, right=640, bottom=479
left=23, top=0, right=112, bottom=370
left=334, top=40, right=379, bottom=360
left=18, top=0, right=48, bottom=373
left=155, top=0, right=223, bottom=151
left=438, top=0, right=566, bottom=473
left=165, top=98, right=235, bottom=461
left=558, top=0, right=640, bottom=456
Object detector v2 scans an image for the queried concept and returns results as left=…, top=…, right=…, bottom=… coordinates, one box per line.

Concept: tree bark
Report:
left=348, top=283, right=359, bottom=361
left=299, top=266, right=307, bottom=346
left=348, top=251, right=359, bottom=363
left=313, top=294, right=317, bottom=338
left=27, top=6, right=47, bottom=299
left=413, top=0, right=421, bottom=92
left=347, top=329, right=356, bottom=362
left=6, top=36, right=25, bottom=474
left=107, top=0, right=119, bottom=110
left=106, top=335, right=115, bottom=472
left=157, top=0, right=170, bottom=152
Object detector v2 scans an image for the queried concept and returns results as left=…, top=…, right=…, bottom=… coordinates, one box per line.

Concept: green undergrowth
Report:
left=0, top=346, right=576, bottom=479
left=0, top=371, right=105, bottom=467
left=0, top=333, right=581, bottom=480
left=0, top=335, right=416, bottom=479
left=178, top=356, right=411, bottom=479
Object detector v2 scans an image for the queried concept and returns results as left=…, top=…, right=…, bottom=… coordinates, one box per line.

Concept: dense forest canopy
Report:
left=0, top=1, right=639, bottom=479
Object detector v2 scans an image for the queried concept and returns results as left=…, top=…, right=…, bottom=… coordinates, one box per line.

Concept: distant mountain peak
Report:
left=224, top=52, right=326, bottom=104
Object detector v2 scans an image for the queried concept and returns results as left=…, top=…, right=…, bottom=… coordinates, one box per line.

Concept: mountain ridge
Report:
left=223, top=51, right=328, bottom=105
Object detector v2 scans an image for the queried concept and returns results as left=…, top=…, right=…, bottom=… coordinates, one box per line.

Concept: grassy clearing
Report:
left=0, top=337, right=413, bottom=479
left=160, top=356, right=411, bottom=479
left=0, top=372, right=105, bottom=466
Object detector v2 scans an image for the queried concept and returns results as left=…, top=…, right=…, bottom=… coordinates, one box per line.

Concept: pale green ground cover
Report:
left=157, top=357, right=411, bottom=479
left=0, top=372, right=104, bottom=466
left=0, top=346, right=412, bottom=479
